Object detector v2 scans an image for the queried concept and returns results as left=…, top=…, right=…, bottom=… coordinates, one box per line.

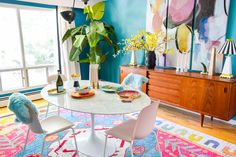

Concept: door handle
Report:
left=224, top=87, right=227, bottom=93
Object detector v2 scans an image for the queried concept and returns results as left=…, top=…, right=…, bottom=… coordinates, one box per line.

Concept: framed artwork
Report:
left=146, top=0, right=230, bottom=72
left=191, top=0, right=230, bottom=72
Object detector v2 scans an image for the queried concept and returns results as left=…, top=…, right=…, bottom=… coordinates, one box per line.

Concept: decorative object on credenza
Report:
left=62, top=2, right=119, bottom=67
left=200, top=62, right=208, bottom=75
left=208, top=47, right=216, bottom=76
left=116, top=31, right=145, bottom=66
left=145, top=51, right=156, bottom=69
left=175, top=24, right=192, bottom=72
left=130, top=50, right=137, bottom=66
left=218, top=39, right=236, bottom=79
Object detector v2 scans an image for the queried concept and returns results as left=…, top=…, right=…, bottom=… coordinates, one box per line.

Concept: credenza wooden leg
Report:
left=200, top=114, right=204, bottom=127
left=211, top=116, right=213, bottom=121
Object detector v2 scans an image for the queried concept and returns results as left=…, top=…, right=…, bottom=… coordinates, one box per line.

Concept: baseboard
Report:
left=0, top=93, right=42, bottom=108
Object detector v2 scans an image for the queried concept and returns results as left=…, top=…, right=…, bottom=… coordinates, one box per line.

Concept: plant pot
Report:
left=89, top=64, right=99, bottom=88
left=145, top=51, right=156, bottom=69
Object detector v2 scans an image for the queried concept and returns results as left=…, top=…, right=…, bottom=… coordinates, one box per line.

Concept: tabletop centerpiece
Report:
left=116, top=30, right=172, bottom=68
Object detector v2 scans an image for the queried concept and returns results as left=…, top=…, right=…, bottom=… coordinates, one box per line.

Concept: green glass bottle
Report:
left=56, top=70, right=64, bottom=93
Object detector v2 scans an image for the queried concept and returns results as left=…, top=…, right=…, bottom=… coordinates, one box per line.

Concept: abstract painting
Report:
left=191, top=0, right=230, bottom=72
left=146, top=0, right=230, bottom=72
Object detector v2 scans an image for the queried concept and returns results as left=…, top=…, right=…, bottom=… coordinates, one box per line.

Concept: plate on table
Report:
left=117, top=90, right=141, bottom=102
left=101, top=85, right=123, bottom=93
left=47, top=88, right=66, bottom=95
left=71, top=90, right=95, bottom=99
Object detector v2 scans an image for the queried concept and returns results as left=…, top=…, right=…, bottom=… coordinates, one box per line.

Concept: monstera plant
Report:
left=62, top=1, right=119, bottom=65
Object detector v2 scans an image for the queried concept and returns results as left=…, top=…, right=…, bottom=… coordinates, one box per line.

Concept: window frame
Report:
left=0, top=3, right=59, bottom=93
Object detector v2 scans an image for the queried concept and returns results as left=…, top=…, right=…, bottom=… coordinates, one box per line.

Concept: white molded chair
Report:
left=46, top=74, right=68, bottom=117
left=22, top=103, right=78, bottom=156
left=103, top=101, right=160, bottom=157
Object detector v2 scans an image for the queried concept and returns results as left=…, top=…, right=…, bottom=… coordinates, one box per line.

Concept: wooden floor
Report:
left=1, top=99, right=236, bottom=144
left=158, top=104, right=236, bottom=144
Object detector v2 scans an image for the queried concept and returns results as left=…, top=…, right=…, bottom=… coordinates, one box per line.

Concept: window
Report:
left=0, top=4, right=59, bottom=92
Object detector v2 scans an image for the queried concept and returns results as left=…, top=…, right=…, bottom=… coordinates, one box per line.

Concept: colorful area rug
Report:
left=0, top=108, right=236, bottom=157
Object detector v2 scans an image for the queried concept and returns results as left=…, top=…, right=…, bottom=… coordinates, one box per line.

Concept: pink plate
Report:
left=117, top=90, right=141, bottom=99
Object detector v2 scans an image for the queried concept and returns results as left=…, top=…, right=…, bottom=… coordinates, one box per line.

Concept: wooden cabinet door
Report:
left=181, top=78, right=206, bottom=111
left=201, top=81, right=230, bottom=120
left=120, top=66, right=147, bottom=93
left=182, top=78, right=230, bottom=119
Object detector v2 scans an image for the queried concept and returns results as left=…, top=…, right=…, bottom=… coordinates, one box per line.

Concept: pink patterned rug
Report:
left=0, top=109, right=235, bottom=157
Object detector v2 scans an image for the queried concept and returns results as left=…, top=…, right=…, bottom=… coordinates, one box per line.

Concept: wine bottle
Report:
left=56, top=70, right=64, bottom=93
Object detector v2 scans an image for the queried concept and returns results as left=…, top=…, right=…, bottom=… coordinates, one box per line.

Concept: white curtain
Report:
left=57, top=7, right=81, bottom=79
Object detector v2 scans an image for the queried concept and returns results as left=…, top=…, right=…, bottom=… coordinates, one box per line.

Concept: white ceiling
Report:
left=16, top=0, right=105, bottom=8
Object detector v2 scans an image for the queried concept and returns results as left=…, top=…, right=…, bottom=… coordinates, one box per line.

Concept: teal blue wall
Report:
left=99, top=0, right=147, bottom=83
left=227, top=0, right=236, bottom=76
left=76, top=0, right=147, bottom=82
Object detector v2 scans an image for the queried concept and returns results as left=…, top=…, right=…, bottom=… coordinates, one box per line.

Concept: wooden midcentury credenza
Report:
left=120, top=65, right=236, bottom=126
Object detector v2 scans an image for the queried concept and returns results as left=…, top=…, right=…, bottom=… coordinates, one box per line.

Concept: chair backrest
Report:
left=47, top=74, right=67, bottom=83
left=133, top=101, right=160, bottom=139
left=25, top=104, right=44, bottom=134
left=121, top=73, right=148, bottom=91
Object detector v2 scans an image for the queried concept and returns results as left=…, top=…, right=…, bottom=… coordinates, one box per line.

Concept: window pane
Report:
left=28, top=68, right=47, bottom=86
left=20, top=9, right=58, bottom=66
left=1, top=71, right=23, bottom=90
left=0, top=7, right=23, bottom=69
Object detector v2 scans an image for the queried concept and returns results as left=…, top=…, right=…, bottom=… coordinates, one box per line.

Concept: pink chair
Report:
left=103, top=101, right=160, bottom=157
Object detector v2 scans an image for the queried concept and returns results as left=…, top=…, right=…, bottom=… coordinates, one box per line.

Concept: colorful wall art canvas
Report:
left=146, top=0, right=230, bottom=72
left=191, top=0, right=230, bottom=72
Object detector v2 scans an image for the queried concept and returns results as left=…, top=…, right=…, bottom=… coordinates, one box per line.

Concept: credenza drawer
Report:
left=148, top=85, right=180, bottom=97
left=148, top=90, right=180, bottom=105
left=149, top=79, right=180, bottom=90
left=149, top=72, right=181, bottom=83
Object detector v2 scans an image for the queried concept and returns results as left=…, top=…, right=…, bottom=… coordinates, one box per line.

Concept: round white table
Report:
left=41, top=80, right=151, bottom=157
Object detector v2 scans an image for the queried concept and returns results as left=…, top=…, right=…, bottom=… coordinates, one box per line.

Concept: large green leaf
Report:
left=84, top=5, right=93, bottom=20
left=69, top=46, right=81, bottom=61
left=92, top=1, right=105, bottom=20
left=73, top=35, right=87, bottom=51
left=62, top=28, right=73, bottom=43
left=86, top=25, right=100, bottom=47
left=93, top=22, right=107, bottom=36
left=104, top=23, right=117, bottom=40
left=62, top=26, right=85, bottom=43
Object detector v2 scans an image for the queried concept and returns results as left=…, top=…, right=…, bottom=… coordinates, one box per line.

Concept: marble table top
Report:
left=41, top=80, right=151, bottom=115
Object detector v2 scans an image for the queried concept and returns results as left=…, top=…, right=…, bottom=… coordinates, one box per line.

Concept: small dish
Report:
left=71, top=90, right=95, bottom=99
left=101, top=85, right=123, bottom=93
left=47, top=88, right=66, bottom=95
left=117, top=90, right=141, bottom=102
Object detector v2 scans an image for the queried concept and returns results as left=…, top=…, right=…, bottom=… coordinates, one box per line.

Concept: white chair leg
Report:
left=71, top=128, right=78, bottom=154
left=45, top=103, right=50, bottom=118
left=58, top=106, right=60, bottom=116
left=57, top=133, right=60, bottom=146
left=41, top=135, right=46, bottom=155
left=103, top=134, right=108, bottom=157
left=22, top=128, right=30, bottom=157
left=130, top=140, right=134, bottom=157
left=152, top=129, right=162, bottom=157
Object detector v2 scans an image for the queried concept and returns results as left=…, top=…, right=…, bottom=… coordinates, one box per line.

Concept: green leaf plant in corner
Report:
left=62, top=1, right=119, bottom=65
